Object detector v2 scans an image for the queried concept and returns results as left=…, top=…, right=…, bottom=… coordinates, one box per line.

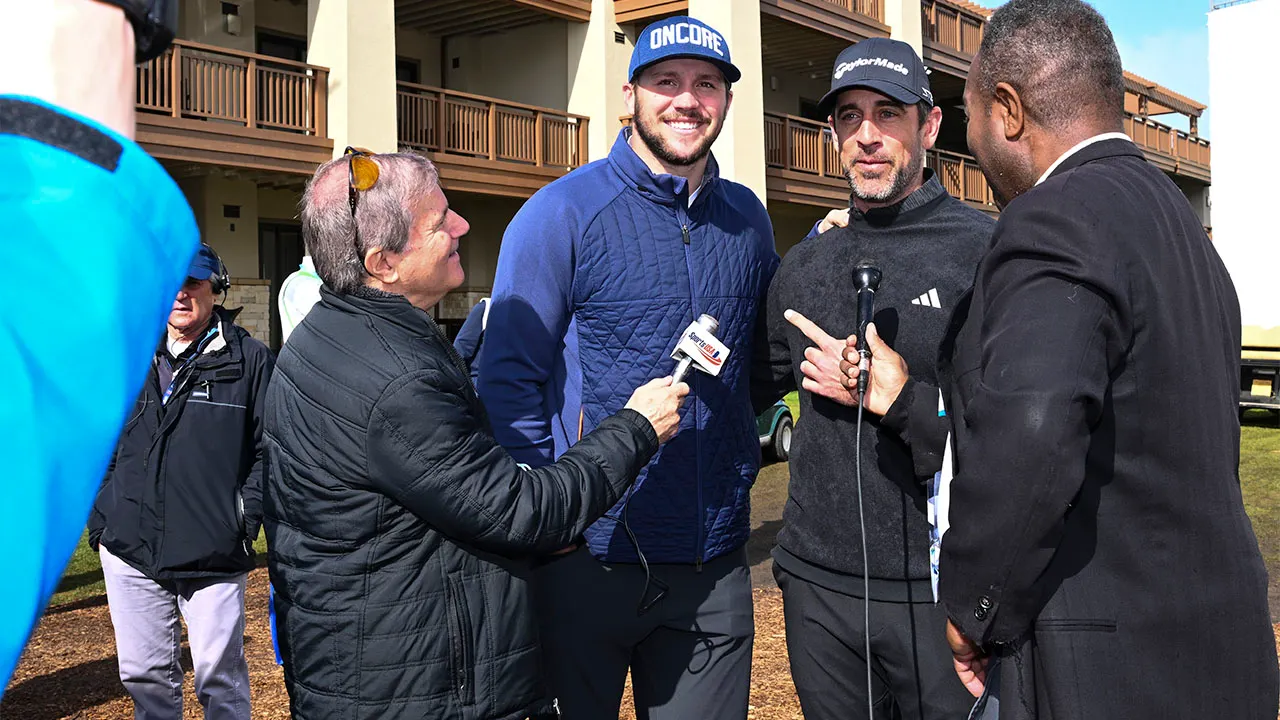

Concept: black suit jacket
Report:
left=932, top=139, right=1277, bottom=718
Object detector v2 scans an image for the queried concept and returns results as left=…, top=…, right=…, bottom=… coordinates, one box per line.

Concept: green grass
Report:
left=49, top=531, right=269, bottom=609
left=1240, top=411, right=1280, bottom=578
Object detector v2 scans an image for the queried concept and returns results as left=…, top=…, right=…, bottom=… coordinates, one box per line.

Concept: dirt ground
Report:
left=3, top=460, right=1277, bottom=719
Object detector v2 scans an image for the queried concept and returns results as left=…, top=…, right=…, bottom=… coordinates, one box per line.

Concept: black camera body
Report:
left=99, top=0, right=180, bottom=64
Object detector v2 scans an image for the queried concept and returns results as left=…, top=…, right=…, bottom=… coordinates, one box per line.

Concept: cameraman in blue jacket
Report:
left=0, top=0, right=196, bottom=694
left=479, top=16, right=778, bottom=720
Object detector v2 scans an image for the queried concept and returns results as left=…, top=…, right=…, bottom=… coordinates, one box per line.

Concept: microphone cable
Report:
left=621, top=484, right=668, bottom=615
left=856, top=390, right=873, bottom=720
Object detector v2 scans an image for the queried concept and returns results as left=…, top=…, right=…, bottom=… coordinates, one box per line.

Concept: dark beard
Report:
left=633, top=111, right=719, bottom=168
left=844, top=145, right=925, bottom=205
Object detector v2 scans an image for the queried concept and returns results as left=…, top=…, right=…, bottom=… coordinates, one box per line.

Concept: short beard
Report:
left=844, top=146, right=925, bottom=205
left=632, top=104, right=719, bottom=168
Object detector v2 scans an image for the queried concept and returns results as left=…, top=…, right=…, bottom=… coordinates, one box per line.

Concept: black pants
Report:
left=533, top=545, right=754, bottom=720
left=774, top=564, right=975, bottom=720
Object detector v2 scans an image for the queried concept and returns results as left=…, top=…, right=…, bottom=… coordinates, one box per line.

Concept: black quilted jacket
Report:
left=263, top=286, right=658, bottom=720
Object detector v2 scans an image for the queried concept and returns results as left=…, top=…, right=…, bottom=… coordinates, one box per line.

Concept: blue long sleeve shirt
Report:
left=0, top=96, right=197, bottom=692
left=479, top=129, right=778, bottom=564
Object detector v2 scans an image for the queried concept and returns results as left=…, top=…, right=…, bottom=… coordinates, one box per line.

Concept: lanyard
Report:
left=161, top=324, right=220, bottom=405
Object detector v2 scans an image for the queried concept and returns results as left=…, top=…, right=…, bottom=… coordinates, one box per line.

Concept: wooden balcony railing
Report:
left=397, top=83, right=589, bottom=170
left=763, top=112, right=843, bottom=180
left=813, top=0, right=885, bottom=21
left=926, top=148, right=994, bottom=206
left=136, top=39, right=328, bottom=136
left=1125, top=113, right=1211, bottom=169
left=762, top=112, right=995, bottom=207
left=921, top=0, right=985, bottom=56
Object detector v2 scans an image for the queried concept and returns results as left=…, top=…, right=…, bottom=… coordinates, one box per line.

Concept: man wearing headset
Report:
left=1, top=0, right=200, bottom=698
left=88, top=244, right=274, bottom=719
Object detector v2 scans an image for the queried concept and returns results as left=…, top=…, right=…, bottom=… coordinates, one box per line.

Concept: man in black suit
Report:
left=834, top=0, right=1279, bottom=717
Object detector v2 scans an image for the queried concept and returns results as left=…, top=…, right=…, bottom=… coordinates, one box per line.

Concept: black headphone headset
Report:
left=202, top=244, right=232, bottom=296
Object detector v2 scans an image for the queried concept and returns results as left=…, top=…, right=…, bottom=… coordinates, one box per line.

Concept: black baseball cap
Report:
left=818, top=38, right=934, bottom=117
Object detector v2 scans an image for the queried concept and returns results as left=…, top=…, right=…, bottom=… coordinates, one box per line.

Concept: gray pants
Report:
left=533, top=545, right=754, bottom=720
left=99, top=547, right=251, bottom=720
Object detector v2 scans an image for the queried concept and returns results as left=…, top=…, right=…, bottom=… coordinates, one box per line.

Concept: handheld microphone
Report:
left=670, top=314, right=729, bottom=384
left=852, top=263, right=882, bottom=397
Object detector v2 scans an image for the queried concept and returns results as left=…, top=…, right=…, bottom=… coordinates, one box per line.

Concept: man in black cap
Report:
left=752, top=37, right=992, bottom=720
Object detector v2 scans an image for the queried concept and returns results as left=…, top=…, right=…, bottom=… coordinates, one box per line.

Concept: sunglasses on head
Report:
left=344, top=146, right=380, bottom=269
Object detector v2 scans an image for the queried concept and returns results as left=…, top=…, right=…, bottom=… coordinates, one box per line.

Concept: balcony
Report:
left=397, top=83, right=589, bottom=198
left=927, top=148, right=994, bottom=208
left=762, top=111, right=995, bottom=212
left=1125, top=113, right=1211, bottom=183
left=134, top=40, right=332, bottom=176
left=921, top=0, right=986, bottom=79
left=615, top=0, right=690, bottom=24
left=396, top=0, right=591, bottom=34
left=761, top=0, right=888, bottom=40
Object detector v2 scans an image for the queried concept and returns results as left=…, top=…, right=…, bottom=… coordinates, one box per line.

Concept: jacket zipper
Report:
left=676, top=198, right=704, bottom=572
left=446, top=576, right=476, bottom=705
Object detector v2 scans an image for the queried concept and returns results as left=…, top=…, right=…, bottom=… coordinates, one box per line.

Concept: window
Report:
left=396, top=57, right=422, bottom=85
left=799, top=98, right=825, bottom=123
left=256, top=31, right=306, bottom=62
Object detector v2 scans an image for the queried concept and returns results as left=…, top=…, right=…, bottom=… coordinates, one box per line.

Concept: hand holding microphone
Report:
left=839, top=322, right=909, bottom=416
left=623, top=314, right=730, bottom=443
left=625, top=377, right=689, bottom=443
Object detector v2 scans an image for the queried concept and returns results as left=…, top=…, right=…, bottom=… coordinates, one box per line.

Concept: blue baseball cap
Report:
left=187, top=244, right=222, bottom=281
left=629, top=16, right=741, bottom=84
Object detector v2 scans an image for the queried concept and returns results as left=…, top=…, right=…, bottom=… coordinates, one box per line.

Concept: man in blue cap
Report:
left=480, top=15, right=777, bottom=720
left=89, top=244, right=274, bottom=720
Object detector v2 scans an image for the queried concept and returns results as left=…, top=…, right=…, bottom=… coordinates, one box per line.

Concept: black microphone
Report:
left=853, top=262, right=882, bottom=397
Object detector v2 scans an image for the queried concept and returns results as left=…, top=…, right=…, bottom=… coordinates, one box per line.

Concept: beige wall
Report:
left=569, top=5, right=634, bottom=161
left=259, top=188, right=301, bottom=223
left=886, top=0, right=924, bottom=55
left=769, top=201, right=831, bottom=258
left=762, top=65, right=833, bottom=119
left=395, top=26, right=443, bottom=87
left=449, top=192, right=527, bottom=296
left=308, top=0, right=399, bottom=153
left=433, top=190, right=530, bottom=320
left=205, top=175, right=262, bottom=279
left=177, top=174, right=262, bottom=279
left=443, top=21, right=570, bottom=109
left=181, top=0, right=307, bottom=49
left=689, top=0, right=768, bottom=204
left=181, top=0, right=255, bottom=50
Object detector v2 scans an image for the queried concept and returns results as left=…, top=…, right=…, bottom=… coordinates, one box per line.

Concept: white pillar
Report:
left=688, top=0, right=768, bottom=207
left=885, top=0, right=925, bottom=57
left=307, top=0, right=398, bottom=155
left=567, top=0, right=633, bottom=163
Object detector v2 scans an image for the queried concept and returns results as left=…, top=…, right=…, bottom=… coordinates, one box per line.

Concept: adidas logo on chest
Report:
left=910, top=288, right=942, bottom=309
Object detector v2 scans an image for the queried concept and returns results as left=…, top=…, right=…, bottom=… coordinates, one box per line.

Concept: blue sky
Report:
left=1075, top=0, right=1212, bottom=137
